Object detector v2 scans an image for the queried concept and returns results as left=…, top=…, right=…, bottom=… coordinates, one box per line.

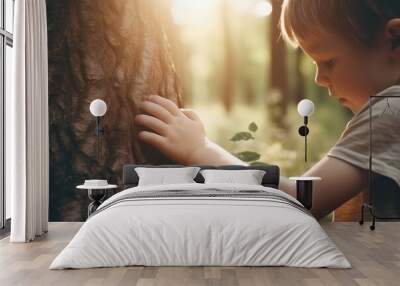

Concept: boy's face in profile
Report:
left=298, top=31, right=398, bottom=114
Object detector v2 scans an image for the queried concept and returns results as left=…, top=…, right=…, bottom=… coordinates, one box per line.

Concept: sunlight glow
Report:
left=171, top=0, right=217, bottom=25
left=172, top=0, right=272, bottom=25
left=252, top=1, right=272, bottom=17
left=232, top=0, right=272, bottom=17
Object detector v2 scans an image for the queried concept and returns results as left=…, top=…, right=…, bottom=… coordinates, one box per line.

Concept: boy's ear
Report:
left=385, top=18, right=400, bottom=54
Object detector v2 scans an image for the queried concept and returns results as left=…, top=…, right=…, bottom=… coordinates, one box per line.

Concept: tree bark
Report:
left=47, top=0, right=182, bottom=221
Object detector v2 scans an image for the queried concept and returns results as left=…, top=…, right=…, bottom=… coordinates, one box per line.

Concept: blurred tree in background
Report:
left=268, top=0, right=288, bottom=131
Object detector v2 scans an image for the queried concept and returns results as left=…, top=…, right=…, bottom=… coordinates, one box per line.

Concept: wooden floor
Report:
left=0, top=222, right=399, bottom=286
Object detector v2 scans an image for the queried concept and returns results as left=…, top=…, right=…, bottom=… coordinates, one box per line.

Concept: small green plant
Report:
left=230, top=122, right=269, bottom=166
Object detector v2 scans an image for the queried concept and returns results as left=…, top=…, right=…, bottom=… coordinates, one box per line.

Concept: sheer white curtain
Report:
left=10, top=0, right=49, bottom=242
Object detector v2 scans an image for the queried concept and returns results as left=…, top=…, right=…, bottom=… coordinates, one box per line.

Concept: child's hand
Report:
left=134, top=95, right=209, bottom=165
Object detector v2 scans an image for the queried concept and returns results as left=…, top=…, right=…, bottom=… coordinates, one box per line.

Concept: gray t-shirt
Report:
left=327, top=85, right=400, bottom=186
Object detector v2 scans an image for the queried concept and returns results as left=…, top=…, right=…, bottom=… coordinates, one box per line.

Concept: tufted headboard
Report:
left=122, top=164, right=280, bottom=189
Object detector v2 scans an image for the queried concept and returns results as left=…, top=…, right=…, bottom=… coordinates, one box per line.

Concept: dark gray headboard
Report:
left=122, top=164, right=280, bottom=189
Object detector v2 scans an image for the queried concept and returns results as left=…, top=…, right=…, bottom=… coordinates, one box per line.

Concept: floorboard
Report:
left=0, top=222, right=398, bottom=286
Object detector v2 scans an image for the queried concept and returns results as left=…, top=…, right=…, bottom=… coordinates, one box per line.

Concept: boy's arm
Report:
left=279, top=156, right=368, bottom=219
left=187, top=137, right=248, bottom=166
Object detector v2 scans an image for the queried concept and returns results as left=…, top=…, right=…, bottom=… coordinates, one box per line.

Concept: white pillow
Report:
left=200, top=169, right=266, bottom=185
left=135, top=167, right=201, bottom=186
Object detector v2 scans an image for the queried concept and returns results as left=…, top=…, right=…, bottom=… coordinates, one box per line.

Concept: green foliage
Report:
left=248, top=122, right=258, bottom=132
left=230, top=132, right=254, bottom=141
left=229, top=121, right=270, bottom=165
left=229, top=122, right=258, bottom=141
left=234, top=151, right=261, bottom=162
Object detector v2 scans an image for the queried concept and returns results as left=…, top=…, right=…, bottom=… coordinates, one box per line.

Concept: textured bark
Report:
left=47, top=0, right=182, bottom=221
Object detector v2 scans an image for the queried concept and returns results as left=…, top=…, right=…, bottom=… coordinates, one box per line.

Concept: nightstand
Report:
left=76, top=184, right=118, bottom=217
left=289, top=177, right=321, bottom=210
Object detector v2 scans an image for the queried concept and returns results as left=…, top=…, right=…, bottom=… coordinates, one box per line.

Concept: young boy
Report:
left=134, top=0, right=400, bottom=219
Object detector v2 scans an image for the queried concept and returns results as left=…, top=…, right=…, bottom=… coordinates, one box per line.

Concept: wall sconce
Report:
left=89, top=99, right=107, bottom=161
left=297, top=99, right=314, bottom=162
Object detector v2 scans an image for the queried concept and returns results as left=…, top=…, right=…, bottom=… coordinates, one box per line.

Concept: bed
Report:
left=50, top=164, right=350, bottom=269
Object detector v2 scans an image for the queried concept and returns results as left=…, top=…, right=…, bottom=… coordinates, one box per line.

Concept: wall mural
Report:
left=47, top=0, right=400, bottom=222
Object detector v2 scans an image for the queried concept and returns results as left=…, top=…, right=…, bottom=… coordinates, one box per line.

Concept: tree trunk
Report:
left=244, top=75, right=256, bottom=105
left=47, top=0, right=182, bottom=221
left=221, top=0, right=235, bottom=113
left=268, top=0, right=288, bottom=130
left=157, top=0, right=191, bottom=105
left=294, top=49, right=305, bottom=103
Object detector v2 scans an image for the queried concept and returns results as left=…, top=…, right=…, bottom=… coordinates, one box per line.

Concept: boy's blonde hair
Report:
left=280, top=0, right=400, bottom=48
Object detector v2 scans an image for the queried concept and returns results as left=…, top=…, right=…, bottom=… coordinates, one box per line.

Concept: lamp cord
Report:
left=96, top=116, right=100, bottom=163
left=305, top=134, right=307, bottom=162
left=304, top=116, right=308, bottom=162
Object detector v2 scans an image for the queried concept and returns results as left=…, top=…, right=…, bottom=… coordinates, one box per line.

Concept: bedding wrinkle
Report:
left=235, top=217, right=252, bottom=264
left=95, top=216, right=132, bottom=266
left=292, top=226, right=351, bottom=268
left=241, top=227, right=273, bottom=265
left=146, top=221, right=167, bottom=264
left=205, top=224, right=217, bottom=264
left=169, top=223, right=182, bottom=264
left=129, top=217, right=154, bottom=265
left=222, top=220, right=241, bottom=264
left=138, top=216, right=180, bottom=265
left=184, top=224, right=196, bottom=264
left=271, top=223, right=315, bottom=266
left=80, top=219, right=112, bottom=267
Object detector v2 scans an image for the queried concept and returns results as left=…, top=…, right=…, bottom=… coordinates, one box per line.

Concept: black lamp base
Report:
left=296, top=180, right=313, bottom=210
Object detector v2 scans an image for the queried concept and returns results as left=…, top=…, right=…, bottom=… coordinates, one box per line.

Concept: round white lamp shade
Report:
left=297, top=99, right=314, bottom=117
left=90, top=99, right=107, bottom=117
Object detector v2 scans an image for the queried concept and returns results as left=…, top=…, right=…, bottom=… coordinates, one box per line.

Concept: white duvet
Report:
left=50, top=183, right=351, bottom=269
